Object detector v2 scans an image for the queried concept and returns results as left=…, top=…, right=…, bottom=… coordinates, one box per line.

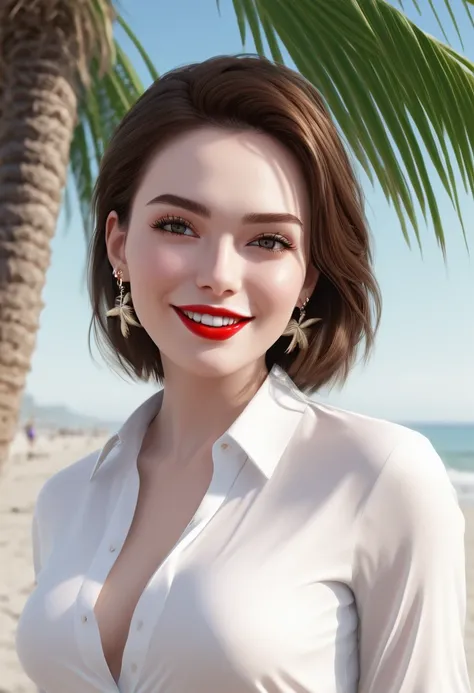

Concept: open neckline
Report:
left=89, top=450, right=249, bottom=692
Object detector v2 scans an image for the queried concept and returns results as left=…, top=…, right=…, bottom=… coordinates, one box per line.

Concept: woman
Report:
left=16, top=55, right=470, bottom=693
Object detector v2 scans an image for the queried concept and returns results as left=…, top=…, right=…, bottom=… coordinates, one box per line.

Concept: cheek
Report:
left=127, top=237, right=188, bottom=291
left=250, top=259, right=304, bottom=318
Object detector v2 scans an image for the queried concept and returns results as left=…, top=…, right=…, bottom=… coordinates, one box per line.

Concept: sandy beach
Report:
left=1, top=432, right=474, bottom=692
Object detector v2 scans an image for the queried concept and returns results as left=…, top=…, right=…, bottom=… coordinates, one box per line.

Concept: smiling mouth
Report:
left=172, top=306, right=253, bottom=341
left=180, top=310, right=242, bottom=327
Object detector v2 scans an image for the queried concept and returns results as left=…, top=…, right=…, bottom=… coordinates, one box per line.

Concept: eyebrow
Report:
left=146, top=193, right=303, bottom=227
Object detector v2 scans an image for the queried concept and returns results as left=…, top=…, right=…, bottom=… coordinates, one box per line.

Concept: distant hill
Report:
left=19, top=393, right=121, bottom=432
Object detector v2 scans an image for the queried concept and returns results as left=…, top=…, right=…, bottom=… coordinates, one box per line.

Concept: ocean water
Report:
left=404, top=422, right=474, bottom=503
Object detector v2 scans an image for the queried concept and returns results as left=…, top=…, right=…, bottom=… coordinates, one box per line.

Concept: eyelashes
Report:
left=250, top=234, right=296, bottom=252
left=149, top=214, right=297, bottom=253
left=150, top=214, right=195, bottom=236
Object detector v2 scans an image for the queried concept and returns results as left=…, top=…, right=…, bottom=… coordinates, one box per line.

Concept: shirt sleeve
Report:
left=352, top=431, right=471, bottom=692
left=30, top=493, right=49, bottom=693
left=30, top=474, right=56, bottom=586
left=32, top=508, right=42, bottom=586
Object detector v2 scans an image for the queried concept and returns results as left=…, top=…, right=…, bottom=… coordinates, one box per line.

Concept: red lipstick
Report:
left=172, top=304, right=253, bottom=341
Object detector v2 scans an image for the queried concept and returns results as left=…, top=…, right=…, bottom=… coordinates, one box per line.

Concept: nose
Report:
left=196, top=236, right=242, bottom=296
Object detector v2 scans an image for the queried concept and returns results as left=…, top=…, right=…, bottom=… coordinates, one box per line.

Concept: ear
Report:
left=299, top=263, right=320, bottom=307
left=105, top=211, right=130, bottom=281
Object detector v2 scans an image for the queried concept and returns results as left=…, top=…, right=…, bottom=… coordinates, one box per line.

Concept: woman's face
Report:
left=106, top=126, right=319, bottom=379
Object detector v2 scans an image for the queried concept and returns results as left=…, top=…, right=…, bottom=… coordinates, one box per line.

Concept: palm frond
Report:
left=231, top=0, right=248, bottom=46
left=66, top=12, right=157, bottom=240
left=115, top=14, right=159, bottom=81
left=240, top=0, right=266, bottom=54
left=394, top=0, right=474, bottom=38
left=233, top=0, right=474, bottom=254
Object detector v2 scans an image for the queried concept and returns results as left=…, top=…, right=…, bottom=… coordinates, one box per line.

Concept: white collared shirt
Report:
left=15, top=365, right=470, bottom=693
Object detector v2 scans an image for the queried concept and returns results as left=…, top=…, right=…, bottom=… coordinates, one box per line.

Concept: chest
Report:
left=93, top=457, right=213, bottom=682
left=17, top=453, right=361, bottom=693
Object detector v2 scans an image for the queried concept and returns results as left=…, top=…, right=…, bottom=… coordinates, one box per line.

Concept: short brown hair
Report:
left=88, top=54, right=381, bottom=394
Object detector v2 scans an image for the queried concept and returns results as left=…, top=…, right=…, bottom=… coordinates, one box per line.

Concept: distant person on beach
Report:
left=16, top=56, right=470, bottom=693
left=24, top=420, right=36, bottom=456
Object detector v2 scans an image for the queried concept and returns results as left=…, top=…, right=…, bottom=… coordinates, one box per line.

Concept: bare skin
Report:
left=92, top=373, right=269, bottom=683
left=105, top=127, right=317, bottom=463
left=93, top=440, right=214, bottom=683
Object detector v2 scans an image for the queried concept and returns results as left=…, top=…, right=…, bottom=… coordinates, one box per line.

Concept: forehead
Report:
left=134, top=126, right=309, bottom=218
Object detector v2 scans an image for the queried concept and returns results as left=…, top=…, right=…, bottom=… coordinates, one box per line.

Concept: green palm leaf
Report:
left=228, top=0, right=474, bottom=255
left=69, top=0, right=474, bottom=255
left=66, top=8, right=158, bottom=237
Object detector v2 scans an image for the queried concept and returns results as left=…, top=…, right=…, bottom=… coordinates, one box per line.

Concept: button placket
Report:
left=118, top=454, right=246, bottom=693
left=75, top=464, right=140, bottom=690
left=119, top=554, right=178, bottom=692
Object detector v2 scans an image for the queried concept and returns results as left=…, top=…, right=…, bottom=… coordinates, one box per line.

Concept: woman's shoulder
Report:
left=301, top=396, right=447, bottom=489
left=305, top=395, right=425, bottom=453
left=300, top=398, right=457, bottom=529
left=34, top=444, right=106, bottom=529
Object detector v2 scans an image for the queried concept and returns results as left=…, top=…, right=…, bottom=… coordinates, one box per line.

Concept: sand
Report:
left=1, top=432, right=474, bottom=692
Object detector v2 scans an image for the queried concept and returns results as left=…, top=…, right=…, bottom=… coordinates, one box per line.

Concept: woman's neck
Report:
left=147, top=359, right=269, bottom=464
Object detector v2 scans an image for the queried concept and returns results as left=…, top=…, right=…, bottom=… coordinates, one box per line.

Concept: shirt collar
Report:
left=90, top=365, right=308, bottom=481
left=89, top=390, right=164, bottom=480
left=223, top=365, right=308, bottom=478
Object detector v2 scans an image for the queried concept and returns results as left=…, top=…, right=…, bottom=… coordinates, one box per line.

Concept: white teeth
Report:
left=182, top=311, right=240, bottom=327
left=201, top=314, right=216, bottom=326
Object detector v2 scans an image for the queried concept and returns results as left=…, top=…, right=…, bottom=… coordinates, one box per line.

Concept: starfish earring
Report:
left=282, top=297, right=320, bottom=354
left=106, top=268, right=141, bottom=338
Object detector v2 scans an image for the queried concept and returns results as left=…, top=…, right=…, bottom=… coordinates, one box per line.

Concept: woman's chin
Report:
left=161, top=348, right=260, bottom=380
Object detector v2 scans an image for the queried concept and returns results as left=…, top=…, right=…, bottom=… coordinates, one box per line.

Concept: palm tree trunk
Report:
left=0, top=18, right=79, bottom=468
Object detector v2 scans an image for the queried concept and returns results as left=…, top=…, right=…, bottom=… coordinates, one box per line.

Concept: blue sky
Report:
left=24, top=0, right=474, bottom=423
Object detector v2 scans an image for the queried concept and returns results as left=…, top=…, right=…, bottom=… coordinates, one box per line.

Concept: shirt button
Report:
left=220, top=442, right=229, bottom=450
left=109, top=544, right=116, bottom=552
left=81, top=615, right=88, bottom=623
left=131, top=663, right=138, bottom=673
left=136, top=620, right=143, bottom=631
